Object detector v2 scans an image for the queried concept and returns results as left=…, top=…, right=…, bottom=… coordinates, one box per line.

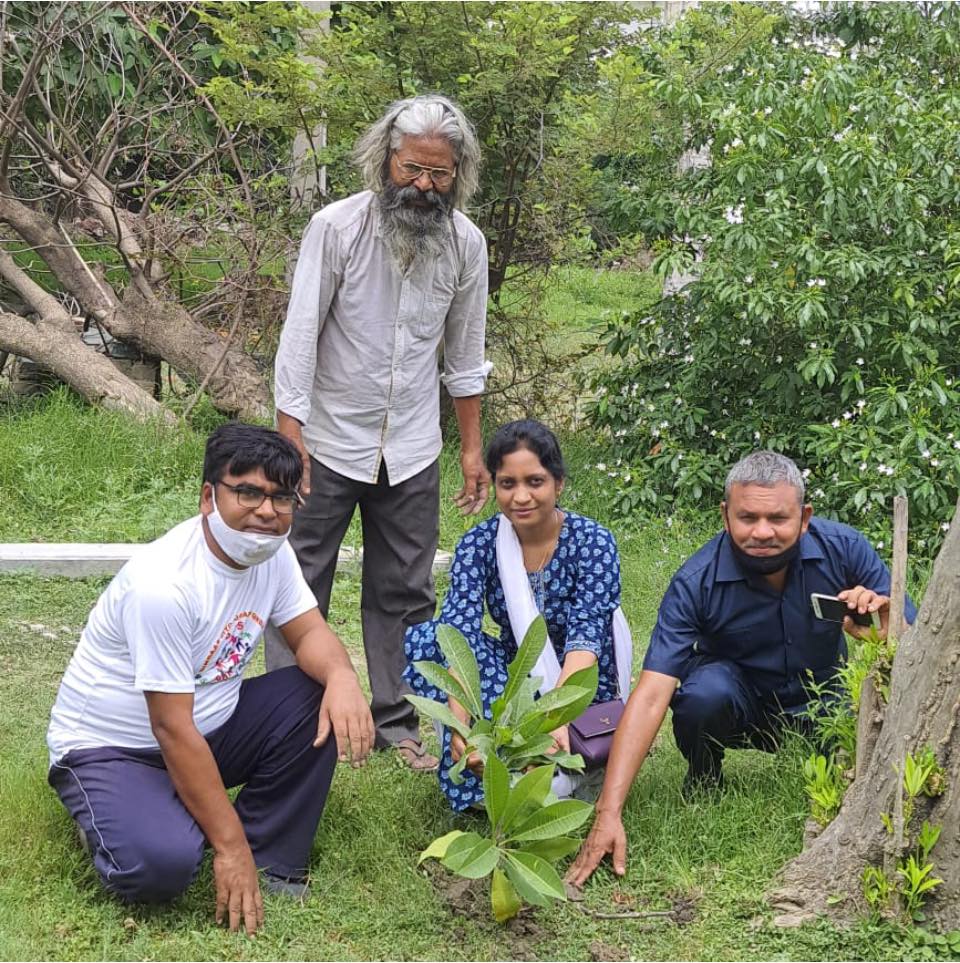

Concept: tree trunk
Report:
left=0, top=311, right=173, bottom=423
left=0, top=194, right=271, bottom=422
left=771, top=497, right=960, bottom=930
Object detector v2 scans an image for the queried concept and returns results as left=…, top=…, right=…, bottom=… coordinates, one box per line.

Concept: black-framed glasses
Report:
left=392, top=153, right=457, bottom=188
left=217, top=481, right=303, bottom=515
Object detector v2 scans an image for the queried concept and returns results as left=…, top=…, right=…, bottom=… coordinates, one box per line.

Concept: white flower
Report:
left=814, top=488, right=825, bottom=498
left=942, top=522, right=951, bottom=532
left=596, top=462, right=607, bottom=471
left=810, top=342, right=818, bottom=349
left=764, top=106, right=774, bottom=115
left=831, top=419, right=841, bottom=428
left=877, top=541, right=884, bottom=550
left=860, top=462, right=867, bottom=471
left=877, top=464, right=888, bottom=474
left=843, top=411, right=853, bottom=420
left=724, top=204, right=745, bottom=224
left=744, top=275, right=753, bottom=284
left=932, top=458, right=940, bottom=467
left=754, top=431, right=761, bottom=440
left=666, top=517, right=674, bottom=527
left=856, top=398, right=866, bottom=409
left=922, top=449, right=931, bottom=459
left=802, top=468, right=811, bottom=478
left=738, top=337, right=753, bottom=346
left=776, top=354, right=783, bottom=363
left=886, top=466, right=895, bottom=476
left=710, top=429, right=717, bottom=437
left=856, top=357, right=864, bottom=366
left=806, top=278, right=827, bottom=288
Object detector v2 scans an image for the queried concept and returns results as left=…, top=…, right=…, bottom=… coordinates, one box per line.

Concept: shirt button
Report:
left=786, top=637, right=792, bottom=646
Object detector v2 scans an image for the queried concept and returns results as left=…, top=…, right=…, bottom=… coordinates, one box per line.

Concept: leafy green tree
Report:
left=587, top=2, right=960, bottom=556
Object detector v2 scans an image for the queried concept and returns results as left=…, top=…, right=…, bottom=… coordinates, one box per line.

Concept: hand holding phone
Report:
left=811, top=592, right=880, bottom=628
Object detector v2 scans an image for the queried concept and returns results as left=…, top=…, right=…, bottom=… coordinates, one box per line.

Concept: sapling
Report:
left=408, top=615, right=599, bottom=920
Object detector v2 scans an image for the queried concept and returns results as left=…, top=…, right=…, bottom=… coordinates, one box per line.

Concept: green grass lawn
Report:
left=0, top=395, right=932, bottom=961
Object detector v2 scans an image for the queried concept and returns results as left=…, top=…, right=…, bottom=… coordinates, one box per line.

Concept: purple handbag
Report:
left=568, top=700, right=625, bottom=770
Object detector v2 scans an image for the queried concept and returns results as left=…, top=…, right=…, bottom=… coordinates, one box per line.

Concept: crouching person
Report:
left=45, top=424, right=373, bottom=934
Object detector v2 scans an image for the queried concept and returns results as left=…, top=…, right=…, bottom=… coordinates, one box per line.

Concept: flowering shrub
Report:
left=586, top=2, right=960, bottom=557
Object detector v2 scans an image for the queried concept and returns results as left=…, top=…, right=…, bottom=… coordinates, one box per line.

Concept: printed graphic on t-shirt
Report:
left=197, top=610, right=265, bottom=685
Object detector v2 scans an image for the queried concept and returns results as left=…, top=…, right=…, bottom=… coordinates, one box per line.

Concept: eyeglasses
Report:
left=217, top=481, right=303, bottom=515
left=392, top=153, right=457, bottom=188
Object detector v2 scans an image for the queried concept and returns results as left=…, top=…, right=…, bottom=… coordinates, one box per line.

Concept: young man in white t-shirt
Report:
left=47, top=423, right=374, bottom=935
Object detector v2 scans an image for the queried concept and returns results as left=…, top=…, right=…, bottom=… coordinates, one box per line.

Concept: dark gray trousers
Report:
left=265, top=456, right=439, bottom=747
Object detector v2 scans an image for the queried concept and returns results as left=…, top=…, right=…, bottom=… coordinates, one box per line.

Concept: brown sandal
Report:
left=395, top=738, right=440, bottom=772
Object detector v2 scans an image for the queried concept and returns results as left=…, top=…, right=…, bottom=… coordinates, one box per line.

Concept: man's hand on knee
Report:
left=315, top=669, right=375, bottom=767
left=214, top=843, right=264, bottom=935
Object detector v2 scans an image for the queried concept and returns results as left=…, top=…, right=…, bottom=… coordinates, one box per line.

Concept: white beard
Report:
left=378, top=182, right=452, bottom=271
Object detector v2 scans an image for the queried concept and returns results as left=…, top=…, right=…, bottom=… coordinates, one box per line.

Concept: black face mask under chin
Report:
left=728, top=536, right=801, bottom=576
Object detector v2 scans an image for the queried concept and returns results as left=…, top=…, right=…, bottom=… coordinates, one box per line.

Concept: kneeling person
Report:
left=568, top=450, right=915, bottom=886
left=46, top=424, right=373, bottom=933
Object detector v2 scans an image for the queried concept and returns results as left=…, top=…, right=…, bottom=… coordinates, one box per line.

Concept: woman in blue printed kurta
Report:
left=403, top=420, right=623, bottom=812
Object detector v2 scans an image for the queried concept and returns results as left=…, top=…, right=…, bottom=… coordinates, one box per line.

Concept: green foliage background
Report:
left=585, top=2, right=960, bottom=559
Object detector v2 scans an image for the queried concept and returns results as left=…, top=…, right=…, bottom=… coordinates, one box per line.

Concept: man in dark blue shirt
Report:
left=568, top=451, right=915, bottom=887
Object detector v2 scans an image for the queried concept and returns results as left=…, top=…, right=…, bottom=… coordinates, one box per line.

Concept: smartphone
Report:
left=811, top=593, right=880, bottom=628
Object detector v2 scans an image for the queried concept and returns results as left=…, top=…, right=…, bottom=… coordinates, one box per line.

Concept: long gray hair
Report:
left=353, top=94, right=481, bottom=210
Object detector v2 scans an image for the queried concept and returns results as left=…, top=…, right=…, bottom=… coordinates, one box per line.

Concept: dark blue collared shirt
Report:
left=642, top=517, right=916, bottom=708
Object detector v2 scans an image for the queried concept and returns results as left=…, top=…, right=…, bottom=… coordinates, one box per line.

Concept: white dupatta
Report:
left=494, top=514, right=633, bottom=703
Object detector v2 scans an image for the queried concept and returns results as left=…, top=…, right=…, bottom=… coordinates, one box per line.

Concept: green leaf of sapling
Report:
left=441, top=832, right=500, bottom=880
left=491, top=867, right=522, bottom=922
left=418, top=830, right=467, bottom=864
left=483, top=752, right=510, bottom=833
left=436, top=623, right=484, bottom=717
left=404, top=694, right=471, bottom=739
left=411, top=661, right=481, bottom=721
left=508, top=798, right=594, bottom=842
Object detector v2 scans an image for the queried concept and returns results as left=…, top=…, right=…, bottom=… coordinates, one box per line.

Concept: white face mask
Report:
left=206, top=488, right=289, bottom=567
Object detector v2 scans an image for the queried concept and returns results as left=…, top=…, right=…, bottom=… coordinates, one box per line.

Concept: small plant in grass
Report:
left=862, top=865, right=894, bottom=915
left=407, top=615, right=598, bottom=921
left=419, top=755, right=593, bottom=921
left=405, top=617, right=598, bottom=784
left=803, top=753, right=846, bottom=827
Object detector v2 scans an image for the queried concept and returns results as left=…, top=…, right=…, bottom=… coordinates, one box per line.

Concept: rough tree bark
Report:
left=771, top=497, right=960, bottom=931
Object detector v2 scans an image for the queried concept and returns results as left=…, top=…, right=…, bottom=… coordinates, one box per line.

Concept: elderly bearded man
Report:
left=567, top=450, right=916, bottom=886
left=269, top=94, right=489, bottom=771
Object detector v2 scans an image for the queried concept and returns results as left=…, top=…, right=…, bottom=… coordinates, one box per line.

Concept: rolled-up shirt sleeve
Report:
left=274, top=214, right=343, bottom=425
left=642, top=574, right=701, bottom=681
left=441, top=227, right=490, bottom=398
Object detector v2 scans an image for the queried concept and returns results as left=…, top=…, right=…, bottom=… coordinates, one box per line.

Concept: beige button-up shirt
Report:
left=275, top=191, right=490, bottom=485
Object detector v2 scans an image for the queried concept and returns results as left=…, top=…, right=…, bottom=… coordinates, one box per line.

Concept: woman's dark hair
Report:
left=484, top=420, right=566, bottom=482
left=203, top=423, right=302, bottom=492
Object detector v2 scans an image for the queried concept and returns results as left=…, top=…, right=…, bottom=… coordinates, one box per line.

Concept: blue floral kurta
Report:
left=403, top=511, right=622, bottom=811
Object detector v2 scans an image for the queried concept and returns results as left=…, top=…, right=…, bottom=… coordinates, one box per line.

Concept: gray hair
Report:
left=724, top=451, right=806, bottom=504
left=352, top=94, right=481, bottom=210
